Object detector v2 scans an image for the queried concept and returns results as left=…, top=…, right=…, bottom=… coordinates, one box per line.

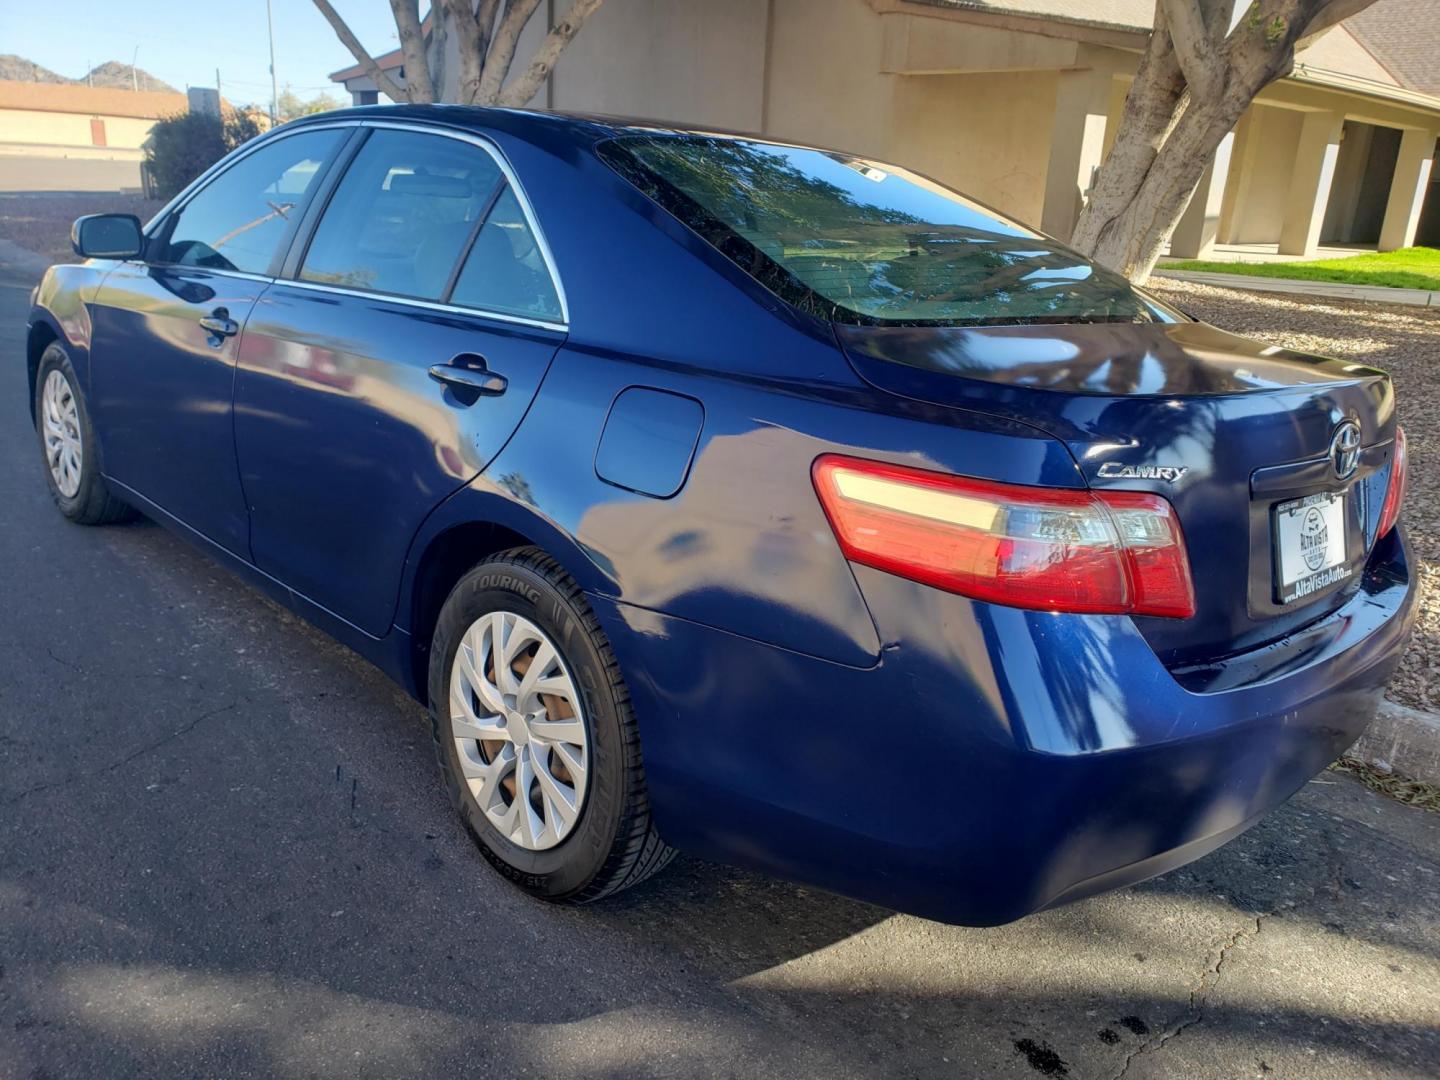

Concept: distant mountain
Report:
left=0, top=54, right=68, bottom=84
left=0, top=54, right=177, bottom=93
left=82, top=61, right=177, bottom=94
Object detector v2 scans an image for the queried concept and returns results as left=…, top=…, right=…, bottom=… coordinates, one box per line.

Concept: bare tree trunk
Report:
left=426, top=6, right=450, bottom=102
left=442, top=0, right=497, bottom=104
left=1070, top=0, right=1380, bottom=283
left=1070, top=4, right=1186, bottom=256
left=1087, top=95, right=1246, bottom=275
left=389, top=0, right=436, bottom=102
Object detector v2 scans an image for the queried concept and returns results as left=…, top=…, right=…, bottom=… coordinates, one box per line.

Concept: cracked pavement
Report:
left=1, top=266, right=1438, bottom=1079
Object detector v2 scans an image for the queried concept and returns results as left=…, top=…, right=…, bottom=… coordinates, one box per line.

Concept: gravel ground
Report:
left=1152, top=280, right=1439, bottom=713
left=0, top=192, right=163, bottom=265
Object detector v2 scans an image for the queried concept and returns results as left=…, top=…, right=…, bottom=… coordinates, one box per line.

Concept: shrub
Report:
left=144, top=110, right=263, bottom=200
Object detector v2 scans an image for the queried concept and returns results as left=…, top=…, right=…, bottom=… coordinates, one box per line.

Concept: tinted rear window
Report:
left=600, top=135, right=1171, bottom=327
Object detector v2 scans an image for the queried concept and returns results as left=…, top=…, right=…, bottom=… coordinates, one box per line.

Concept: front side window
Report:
left=300, top=129, right=504, bottom=302
left=157, top=129, right=343, bottom=275
left=600, top=135, right=1174, bottom=327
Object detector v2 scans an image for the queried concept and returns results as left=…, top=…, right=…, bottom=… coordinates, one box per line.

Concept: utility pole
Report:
left=216, top=67, right=222, bottom=108
left=266, top=0, right=279, bottom=125
left=131, top=45, right=139, bottom=92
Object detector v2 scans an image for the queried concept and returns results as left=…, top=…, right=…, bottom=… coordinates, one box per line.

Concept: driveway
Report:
left=1, top=266, right=1437, bottom=1079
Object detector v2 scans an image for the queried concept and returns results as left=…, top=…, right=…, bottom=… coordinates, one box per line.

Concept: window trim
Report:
left=285, top=120, right=569, bottom=329
left=142, top=118, right=570, bottom=333
left=143, top=121, right=357, bottom=279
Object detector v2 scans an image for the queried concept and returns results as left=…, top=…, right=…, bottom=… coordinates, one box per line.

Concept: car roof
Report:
left=283, top=103, right=840, bottom=157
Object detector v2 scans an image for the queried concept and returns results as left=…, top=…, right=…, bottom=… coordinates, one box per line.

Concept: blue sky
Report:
left=4, top=0, right=405, bottom=106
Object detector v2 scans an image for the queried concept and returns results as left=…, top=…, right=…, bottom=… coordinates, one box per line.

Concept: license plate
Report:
left=1274, top=492, right=1349, bottom=605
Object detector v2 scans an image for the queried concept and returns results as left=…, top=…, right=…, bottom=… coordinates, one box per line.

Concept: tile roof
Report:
left=1347, top=0, right=1440, bottom=94
left=913, top=0, right=1435, bottom=98
left=0, top=79, right=188, bottom=119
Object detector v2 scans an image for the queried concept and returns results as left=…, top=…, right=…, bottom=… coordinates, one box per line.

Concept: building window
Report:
left=356, top=90, right=379, bottom=106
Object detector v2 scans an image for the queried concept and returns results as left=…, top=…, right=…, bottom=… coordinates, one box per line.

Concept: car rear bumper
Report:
left=592, top=527, right=1417, bottom=925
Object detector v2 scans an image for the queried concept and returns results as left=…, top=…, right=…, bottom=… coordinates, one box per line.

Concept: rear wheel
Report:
left=428, top=547, right=674, bottom=902
left=34, top=343, right=133, bottom=525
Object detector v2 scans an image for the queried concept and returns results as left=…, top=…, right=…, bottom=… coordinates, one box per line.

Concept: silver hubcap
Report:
left=449, top=611, right=589, bottom=851
left=41, top=369, right=83, bottom=498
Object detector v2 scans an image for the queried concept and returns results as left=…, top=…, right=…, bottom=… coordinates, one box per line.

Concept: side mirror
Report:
left=71, top=214, right=144, bottom=260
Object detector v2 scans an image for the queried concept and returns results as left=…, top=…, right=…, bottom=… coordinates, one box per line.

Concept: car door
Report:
left=233, top=124, right=568, bottom=637
left=89, top=127, right=347, bottom=555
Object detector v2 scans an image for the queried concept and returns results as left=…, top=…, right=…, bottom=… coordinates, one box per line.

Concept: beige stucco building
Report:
left=0, top=80, right=189, bottom=191
left=331, top=0, right=1440, bottom=257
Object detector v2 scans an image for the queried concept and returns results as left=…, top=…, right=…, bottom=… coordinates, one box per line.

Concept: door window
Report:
left=156, top=129, right=343, bottom=275
left=300, top=129, right=504, bottom=302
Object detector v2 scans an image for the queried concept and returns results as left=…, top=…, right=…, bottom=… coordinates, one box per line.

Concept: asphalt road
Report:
left=1, top=265, right=1437, bottom=1080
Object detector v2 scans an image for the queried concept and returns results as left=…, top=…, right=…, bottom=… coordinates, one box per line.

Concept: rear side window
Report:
left=301, top=129, right=503, bottom=301
left=449, top=186, right=563, bottom=322
left=599, top=135, right=1173, bottom=327
left=157, top=129, right=342, bottom=275
left=298, top=128, right=562, bottom=324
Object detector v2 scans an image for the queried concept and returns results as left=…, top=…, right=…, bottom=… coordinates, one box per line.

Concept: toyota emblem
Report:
left=1330, top=419, right=1361, bottom=480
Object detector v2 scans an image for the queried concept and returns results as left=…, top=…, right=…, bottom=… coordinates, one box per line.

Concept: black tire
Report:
left=428, top=547, right=675, bottom=903
left=34, top=343, right=134, bottom=525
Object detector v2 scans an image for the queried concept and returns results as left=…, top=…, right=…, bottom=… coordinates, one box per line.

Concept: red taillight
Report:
left=812, top=455, right=1195, bottom=618
left=1377, top=425, right=1408, bottom=539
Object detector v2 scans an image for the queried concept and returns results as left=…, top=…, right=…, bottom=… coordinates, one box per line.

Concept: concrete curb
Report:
left=1153, top=268, right=1438, bottom=307
left=1349, top=700, right=1440, bottom=786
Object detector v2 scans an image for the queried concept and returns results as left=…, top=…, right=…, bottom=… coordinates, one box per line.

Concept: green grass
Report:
left=1163, top=246, right=1440, bottom=291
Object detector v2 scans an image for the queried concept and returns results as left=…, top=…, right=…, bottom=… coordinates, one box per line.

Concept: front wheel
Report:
left=428, top=547, right=674, bottom=902
left=34, top=343, right=133, bottom=525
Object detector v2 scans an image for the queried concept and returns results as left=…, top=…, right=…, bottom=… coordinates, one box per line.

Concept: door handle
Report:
left=198, top=308, right=239, bottom=339
left=428, top=354, right=508, bottom=397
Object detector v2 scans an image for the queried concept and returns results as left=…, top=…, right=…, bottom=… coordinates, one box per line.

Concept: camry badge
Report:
left=1097, top=462, right=1189, bottom=483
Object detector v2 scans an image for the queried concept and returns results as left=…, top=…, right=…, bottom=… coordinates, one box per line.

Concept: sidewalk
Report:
left=1152, top=267, right=1440, bottom=307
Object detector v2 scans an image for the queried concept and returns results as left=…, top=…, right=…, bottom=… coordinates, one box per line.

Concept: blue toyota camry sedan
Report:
left=25, top=106, right=1415, bottom=925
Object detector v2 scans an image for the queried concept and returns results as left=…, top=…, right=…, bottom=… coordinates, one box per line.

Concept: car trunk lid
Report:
left=835, top=319, right=1397, bottom=665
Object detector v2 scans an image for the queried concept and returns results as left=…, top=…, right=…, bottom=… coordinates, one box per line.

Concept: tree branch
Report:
left=310, top=0, right=409, bottom=103
left=495, top=0, right=606, bottom=107
left=1161, top=0, right=1226, bottom=100
left=389, top=0, right=436, bottom=102
left=476, top=0, right=544, bottom=104
left=475, top=0, right=504, bottom=56
left=1295, top=0, right=1377, bottom=51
